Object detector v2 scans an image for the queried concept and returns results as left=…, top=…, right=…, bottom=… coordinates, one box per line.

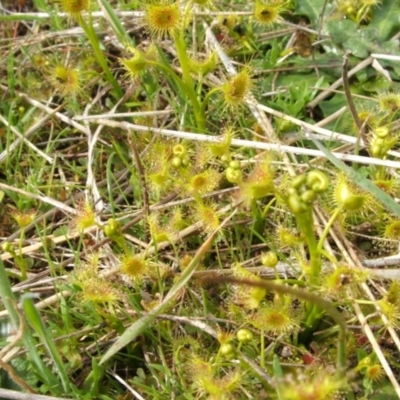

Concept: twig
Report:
left=0, top=389, right=67, bottom=400
left=87, top=119, right=400, bottom=169
left=342, top=51, right=367, bottom=161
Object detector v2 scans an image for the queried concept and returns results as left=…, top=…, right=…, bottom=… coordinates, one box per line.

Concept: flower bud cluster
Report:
left=225, top=160, right=242, bottom=183
left=286, top=170, right=329, bottom=214
left=370, top=126, right=397, bottom=159
left=103, top=218, right=126, bottom=248
left=171, top=144, right=189, bottom=169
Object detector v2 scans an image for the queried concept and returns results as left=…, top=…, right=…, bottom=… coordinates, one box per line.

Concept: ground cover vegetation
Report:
left=1, top=0, right=400, bottom=398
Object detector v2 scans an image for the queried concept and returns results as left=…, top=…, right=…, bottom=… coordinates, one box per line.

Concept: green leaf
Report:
left=22, top=294, right=70, bottom=392
left=0, top=259, right=59, bottom=390
left=369, top=1, right=400, bottom=41
left=272, top=354, right=284, bottom=378
left=294, top=0, right=331, bottom=27
left=326, top=20, right=379, bottom=58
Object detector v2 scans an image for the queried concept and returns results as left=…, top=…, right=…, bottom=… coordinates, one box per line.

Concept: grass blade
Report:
left=100, top=210, right=236, bottom=365
left=21, top=294, right=70, bottom=392
left=0, top=259, right=60, bottom=389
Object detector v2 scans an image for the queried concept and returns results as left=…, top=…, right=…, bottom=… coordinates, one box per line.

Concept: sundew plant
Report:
left=1, top=0, right=400, bottom=398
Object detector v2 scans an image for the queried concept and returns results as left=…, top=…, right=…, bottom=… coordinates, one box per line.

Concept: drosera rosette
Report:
left=119, top=252, right=150, bottom=285
left=143, top=139, right=174, bottom=196
left=195, top=370, right=242, bottom=400
left=239, top=152, right=275, bottom=207
left=70, top=199, right=96, bottom=233
left=220, top=67, right=253, bottom=109
left=57, top=0, right=91, bottom=20
left=188, top=52, right=218, bottom=78
left=119, top=46, right=149, bottom=82
left=253, top=0, right=288, bottom=27
left=376, top=91, right=400, bottom=114
left=9, top=207, right=37, bottom=229
left=275, top=225, right=305, bottom=251
left=191, top=200, right=220, bottom=235
left=148, top=212, right=176, bottom=244
left=381, top=217, right=400, bottom=241
left=183, top=169, right=221, bottom=198
left=185, top=355, right=242, bottom=400
left=277, top=368, right=346, bottom=400
left=208, top=126, right=235, bottom=158
left=320, top=265, right=368, bottom=299
left=229, top=263, right=267, bottom=310
left=73, top=252, right=121, bottom=306
left=354, top=353, right=385, bottom=395
left=332, top=172, right=374, bottom=215
left=50, top=64, right=82, bottom=97
left=376, top=280, right=400, bottom=329
left=247, top=293, right=301, bottom=337
left=373, top=177, right=400, bottom=197
left=144, top=0, right=189, bottom=39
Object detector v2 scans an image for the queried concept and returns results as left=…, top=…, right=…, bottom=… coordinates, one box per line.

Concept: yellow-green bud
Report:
left=237, top=328, right=253, bottom=343
left=2, top=242, right=15, bottom=253
left=226, top=167, right=242, bottom=183
left=172, top=156, right=182, bottom=168
left=173, top=144, right=186, bottom=156
left=301, top=189, right=317, bottom=204
left=220, top=343, right=234, bottom=357
left=288, top=194, right=307, bottom=214
left=104, top=218, right=121, bottom=237
left=229, top=160, right=241, bottom=170
left=374, top=127, right=389, bottom=138
left=306, top=170, right=329, bottom=192
left=291, top=175, right=307, bottom=190
left=261, top=251, right=278, bottom=268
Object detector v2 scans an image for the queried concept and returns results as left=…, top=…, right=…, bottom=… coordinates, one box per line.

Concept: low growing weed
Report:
left=1, top=0, right=400, bottom=398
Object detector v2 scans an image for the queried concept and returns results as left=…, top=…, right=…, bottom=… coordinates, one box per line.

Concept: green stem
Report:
left=172, top=33, right=205, bottom=131
left=79, top=15, right=122, bottom=98
left=200, top=87, right=221, bottom=118
left=317, top=207, right=342, bottom=253
left=295, top=209, right=324, bottom=338
left=295, top=210, right=320, bottom=283
left=18, top=229, right=27, bottom=280
left=260, top=331, right=265, bottom=369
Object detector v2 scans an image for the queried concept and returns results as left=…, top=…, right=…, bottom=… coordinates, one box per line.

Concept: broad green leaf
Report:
left=294, top=0, right=331, bottom=27
left=369, top=1, right=400, bottom=41
left=326, top=20, right=379, bottom=58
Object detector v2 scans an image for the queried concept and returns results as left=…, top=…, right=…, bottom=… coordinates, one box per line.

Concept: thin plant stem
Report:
left=260, top=331, right=265, bottom=369
left=172, top=33, right=205, bottom=130
left=79, top=16, right=122, bottom=98
left=207, top=276, right=347, bottom=376
left=317, top=207, right=343, bottom=253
